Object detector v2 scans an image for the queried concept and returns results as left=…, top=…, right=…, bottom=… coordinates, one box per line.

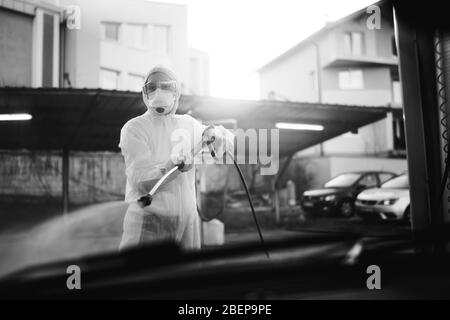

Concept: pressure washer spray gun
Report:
left=136, top=125, right=216, bottom=209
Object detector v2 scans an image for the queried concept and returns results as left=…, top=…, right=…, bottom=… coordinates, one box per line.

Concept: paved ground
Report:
left=285, top=215, right=411, bottom=237
left=0, top=201, right=410, bottom=278
left=0, top=201, right=127, bottom=277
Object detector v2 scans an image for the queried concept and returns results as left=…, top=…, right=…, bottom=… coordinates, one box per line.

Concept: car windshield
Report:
left=324, top=173, right=361, bottom=188
left=381, top=174, right=409, bottom=189
left=0, top=0, right=417, bottom=295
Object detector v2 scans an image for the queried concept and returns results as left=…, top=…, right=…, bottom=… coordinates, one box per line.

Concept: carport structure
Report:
left=0, top=87, right=390, bottom=213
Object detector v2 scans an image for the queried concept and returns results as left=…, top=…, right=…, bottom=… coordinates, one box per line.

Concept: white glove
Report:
left=202, top=125, right=234, bottom=158
left=202, top=125, right=216, bottom=146
left=167, top=148, right=193, bottom=173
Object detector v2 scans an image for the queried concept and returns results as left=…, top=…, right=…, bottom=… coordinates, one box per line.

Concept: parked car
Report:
left=300, top=171, right=397, bottom=217
left=355, top=173, right=410, bottom=221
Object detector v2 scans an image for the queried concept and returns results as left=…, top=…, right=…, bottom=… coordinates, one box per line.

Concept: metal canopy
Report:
left=180, top=95, right=389, bottom=157
left=0, top=88, right=142, bottom=151
left=0, top=87, right=389, bottom=157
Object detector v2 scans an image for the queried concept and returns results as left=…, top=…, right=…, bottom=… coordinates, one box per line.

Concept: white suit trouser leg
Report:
left=119, top=203, right=201, bottom=251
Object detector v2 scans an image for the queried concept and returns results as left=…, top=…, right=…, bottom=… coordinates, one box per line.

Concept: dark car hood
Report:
left=303, top=188, right=342, bottom=197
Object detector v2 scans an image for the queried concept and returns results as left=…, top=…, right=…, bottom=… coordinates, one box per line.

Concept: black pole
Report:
left=275, top=153, right=294, bottom=189
left=394, top=1, right=445, bottom=248
left=62, top=148, right=69, bottom=214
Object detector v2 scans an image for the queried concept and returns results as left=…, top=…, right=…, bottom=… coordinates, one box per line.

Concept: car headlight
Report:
left=379, top=198, right=399, bottom=205
left=324, top=194, right=336, bottom=202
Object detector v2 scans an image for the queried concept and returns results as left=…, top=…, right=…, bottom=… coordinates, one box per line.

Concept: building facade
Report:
left=0, top=0, right=209, bottom=93
left=258, top=3, right=405, bottom=159
left=0, top=0, right=62, bottom=87
left=188, top=47, right=210, bottom=96
left=59, top=0, right=208, bottom=94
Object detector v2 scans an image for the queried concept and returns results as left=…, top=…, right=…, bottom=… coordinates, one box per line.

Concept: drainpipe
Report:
left=59, top=15, right=65, bottom=88
left=311, top=41, right=324, bottom=156
left=311, top=41, right=323, bottom=103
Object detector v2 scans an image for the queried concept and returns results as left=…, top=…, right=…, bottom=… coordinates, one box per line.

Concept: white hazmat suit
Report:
left=118, top=66, right=234, bottom=251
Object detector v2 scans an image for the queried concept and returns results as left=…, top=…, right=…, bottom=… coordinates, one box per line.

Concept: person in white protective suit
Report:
left=118, top=65, right=234, bottom=251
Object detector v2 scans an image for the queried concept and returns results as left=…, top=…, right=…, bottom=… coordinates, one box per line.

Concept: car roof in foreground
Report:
left=336, top=170, right=396, bottom=175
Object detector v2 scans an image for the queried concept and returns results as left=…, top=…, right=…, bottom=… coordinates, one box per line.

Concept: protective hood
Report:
left=142, top=65, right=181, bottom=117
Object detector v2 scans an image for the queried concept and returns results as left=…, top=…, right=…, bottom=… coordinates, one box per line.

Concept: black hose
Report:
left=434, top=31, right=450, bottom=216
left=232, top=158, right=270, bottom=259
left=437, top=160, right=450, bottom=215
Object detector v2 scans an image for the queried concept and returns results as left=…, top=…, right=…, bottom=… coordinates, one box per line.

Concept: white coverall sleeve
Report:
left=214, top=125, right=235, bottom=156
left=119, top=123, right=166, bottom=193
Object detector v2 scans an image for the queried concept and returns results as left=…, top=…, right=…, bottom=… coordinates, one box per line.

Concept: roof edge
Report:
left=257, top=0, right=385, bottom=73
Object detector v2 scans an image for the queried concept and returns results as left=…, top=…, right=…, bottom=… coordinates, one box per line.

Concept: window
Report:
left=344, top=32, right=364, bottom=56
left=338, top=69, right=364, bottom=89
left=358, top=174, right=378, bottom=188
left=149, top=25, right=169, bottom=55
left=324, top=173, right=361, bottom=188
left=42, top=13, right=54, bottom=87
left=379, top=173, right=395, bottom=184
left=100, top=68, right=120, bottom=90
left=101, top=22, right=120, bottom=42
left=127, top=74, right=144, bottom=92
left=381, top=174, right=409, bottom=189
left=29, top=9, right=60, bottom=87
left=127, top=24, right=145, bottom=48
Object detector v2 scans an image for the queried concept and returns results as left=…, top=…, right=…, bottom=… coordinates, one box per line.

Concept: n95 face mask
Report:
left=142, top=80, right=177, bottom=115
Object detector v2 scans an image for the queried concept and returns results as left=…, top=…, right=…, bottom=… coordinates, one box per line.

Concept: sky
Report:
left=152, top=0, right=376, bottom=100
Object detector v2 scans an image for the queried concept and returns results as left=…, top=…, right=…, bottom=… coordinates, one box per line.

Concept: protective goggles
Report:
left=142, top=80, right=178, bottom=94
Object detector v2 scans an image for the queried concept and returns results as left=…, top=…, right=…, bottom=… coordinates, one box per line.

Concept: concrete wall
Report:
left=0, top=151, right=258, bottom=205
left=0, top=151, right=406, bottom=212
left=298, top=155, right=407, bottom=188
left=329, top=156, right=407, bottom=178
left=0, top=8, right=33, bottom=86
left=0, top=151, right=126, bottom=204
left=60, top=0, right=189, bottom=90
left=322, top=112, right=394, bottom=155
left=321, top=67, right=393, bottom=106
